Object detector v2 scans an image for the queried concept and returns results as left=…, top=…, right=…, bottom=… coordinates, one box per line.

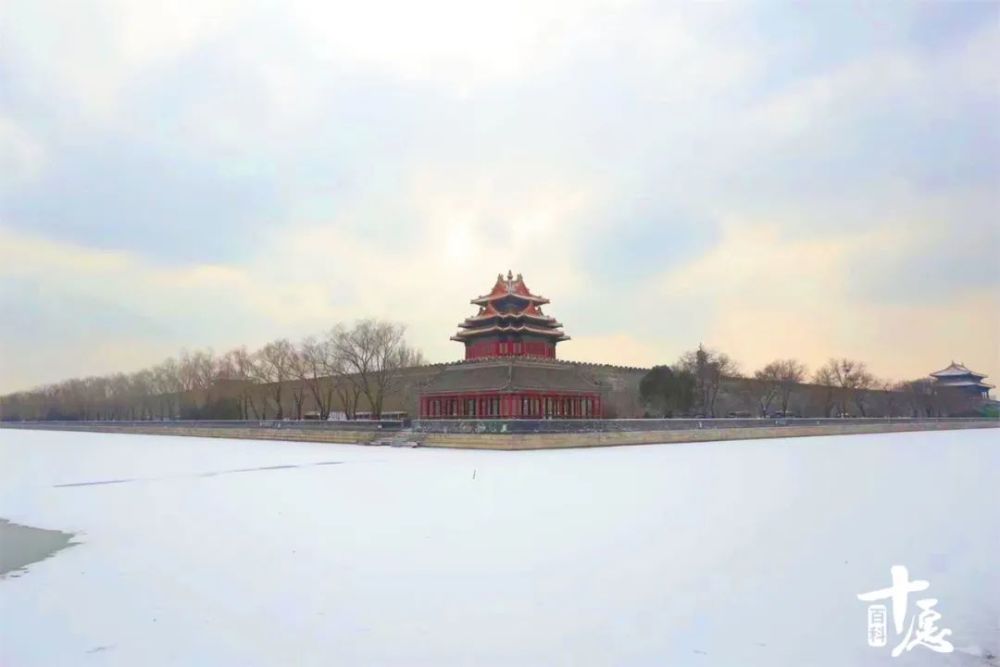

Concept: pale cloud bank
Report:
left=1, top=1, right=998, bottom=392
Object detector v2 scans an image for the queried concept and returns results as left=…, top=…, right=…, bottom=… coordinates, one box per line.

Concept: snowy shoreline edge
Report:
left=2, top=419, right=996, bottom=450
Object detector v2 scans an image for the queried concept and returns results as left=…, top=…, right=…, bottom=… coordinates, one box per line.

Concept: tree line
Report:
left=2, top=335, right=984, bottom=422
left=639, top=345, right=973, bottom=418
left=0, top=319, right=423, bottom=422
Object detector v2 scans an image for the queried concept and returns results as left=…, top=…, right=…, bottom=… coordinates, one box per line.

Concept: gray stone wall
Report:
left=199, top=363, right=967, bottom=420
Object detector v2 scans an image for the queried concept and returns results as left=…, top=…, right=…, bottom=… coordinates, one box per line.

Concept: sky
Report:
left=1, top=0, right=998, bottom=393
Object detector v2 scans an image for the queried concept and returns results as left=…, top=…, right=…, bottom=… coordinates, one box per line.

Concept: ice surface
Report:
left=0, top=518, right=75, bottom=576
left=1, top=427, right=997, bottom=666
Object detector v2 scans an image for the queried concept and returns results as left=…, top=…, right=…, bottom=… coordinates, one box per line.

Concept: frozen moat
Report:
left=1, top=427, right=997, bottom=666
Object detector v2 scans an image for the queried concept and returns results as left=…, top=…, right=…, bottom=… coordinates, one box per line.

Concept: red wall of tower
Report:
left=465, top=340, right=556, bottom=360
left=420, top=391, right=602, bottom=419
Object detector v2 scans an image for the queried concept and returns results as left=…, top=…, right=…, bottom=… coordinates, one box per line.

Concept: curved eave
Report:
left=471, top=294, right=549, bottom=306
left=935, top=380, right=994, bottom=388
left=458, top=313, right=563, bottom=328
left=451, top=325, right=570, bottom=341
left=451, top=335, right=572, bottom=343
left=931, top=372, right=986, bottom=380
left=930, top=362, right=985, bottom=378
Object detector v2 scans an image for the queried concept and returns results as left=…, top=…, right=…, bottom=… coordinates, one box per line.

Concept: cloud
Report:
left=651, top=219, right=999, bottom=382
left=0, top=116, right=46, bottom=187
left=2, top=136, right=283, bottom=262
left=0, top=228, right=259, bottom=389
left=0, top=1, right=997, bottom=392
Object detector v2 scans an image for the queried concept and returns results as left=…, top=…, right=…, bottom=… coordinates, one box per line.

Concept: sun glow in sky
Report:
left=0, top=1, right=997, bottom=392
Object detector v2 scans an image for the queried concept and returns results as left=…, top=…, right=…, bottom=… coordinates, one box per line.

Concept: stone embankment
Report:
left=1, top=418, right=996, bottom=449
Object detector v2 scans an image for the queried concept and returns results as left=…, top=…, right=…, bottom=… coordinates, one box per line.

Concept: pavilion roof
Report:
left=934, top=378, right=994, bottom=389
left=454, top=271, right=569, bottom=344
left=421, top=359, right=604, bottom=395
left=471, top=271, right=549, bottom=306
left=451, top=323, right=570, bottom=341
left=458, top=310, right=563, bottom=328
left=930, top=361, right=986, bottom=379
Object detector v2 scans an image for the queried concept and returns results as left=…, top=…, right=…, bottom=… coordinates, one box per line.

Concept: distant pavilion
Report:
left=930, top=362, right=994, bottom=400
left=419, top=272, right=603, bottom=419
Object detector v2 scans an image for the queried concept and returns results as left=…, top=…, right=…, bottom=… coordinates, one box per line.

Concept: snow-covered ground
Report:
left=1, top=428, right=997, bottom=666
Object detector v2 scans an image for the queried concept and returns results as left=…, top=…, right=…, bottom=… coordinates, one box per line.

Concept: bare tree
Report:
left=816, top=358, right=875, bottom=416
left=320, top=325, right=360, bottom=420
left=877, top=379, right=900, bottom=417
left=295, top=336, right=336, bottom=420
left=755, top=359, right=807, bottom=416
left=217, top=349, right=256, bottom=419
left=1, top=315, right=426, bottom=423
left=178, top=349, right=216, bottom=413
left=286, top=347, right=311, bottom=420
left=677, top=344, right=740, bottom=417
left=895, top=378, right=935, bottom=417
left=747, top=376, right=779, bottom=417
left=334, top=320, right=424, bottom=420
left=63, top=377, right=91, bottom=420
left=256, top=339, right=295, bottom=420
left=232, top=347, right=267, bottom=419
left=131, top=369, right=156, bottom=420
left=812, top=366, right=836, bottom=417
left=151, top=359, right=183, bottom=419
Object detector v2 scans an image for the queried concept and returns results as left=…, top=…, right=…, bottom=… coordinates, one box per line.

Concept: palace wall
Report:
left=119, top=364, right=979, bottom=421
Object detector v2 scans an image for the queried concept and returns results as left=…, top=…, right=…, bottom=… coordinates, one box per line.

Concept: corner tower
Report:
left=452, top=271, right=570, bottom=360
left=419, top=271, right=604, bottom=419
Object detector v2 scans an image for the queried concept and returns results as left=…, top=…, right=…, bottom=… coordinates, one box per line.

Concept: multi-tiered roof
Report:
left=421, top=271, right=604, bottom=417
left=452, top=271, right=569, bottom=359
left=930, top=362, right=994, bottom=396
